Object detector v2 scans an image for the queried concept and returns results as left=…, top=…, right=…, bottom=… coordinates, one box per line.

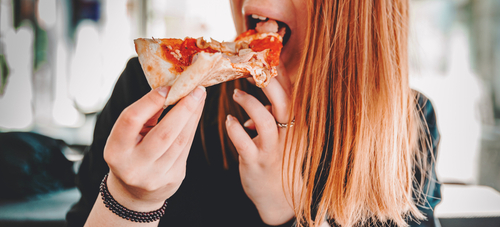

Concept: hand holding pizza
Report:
left=99, top=86, right=206, bottom=214
left=225, top=68, right=296, bottom=225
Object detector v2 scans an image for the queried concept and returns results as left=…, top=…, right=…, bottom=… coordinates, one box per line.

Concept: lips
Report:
left=245, top=14, right=292, bottom=46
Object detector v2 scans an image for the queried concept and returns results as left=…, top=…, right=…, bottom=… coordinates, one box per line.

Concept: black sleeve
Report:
left=408, top=92, right=442, bottom=227
left=66, top=57, right=151, bottom=226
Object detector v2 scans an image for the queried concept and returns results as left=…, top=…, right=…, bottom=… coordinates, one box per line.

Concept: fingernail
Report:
left=233, top=88, right=244, bottom=98
left=226, top=114, right=232, bottom=124
left=136, top=135, right=143, bottom=144
left=243, top=120, right=252, bottom=128
left=157, top=86, right=169, bottom=97
left=191, top=86, right=206, bottom=101
left=227, top=114, right=238, bottom=122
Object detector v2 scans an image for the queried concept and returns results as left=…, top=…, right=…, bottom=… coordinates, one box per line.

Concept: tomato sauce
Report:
left=160, top=38, right=218, bottom=73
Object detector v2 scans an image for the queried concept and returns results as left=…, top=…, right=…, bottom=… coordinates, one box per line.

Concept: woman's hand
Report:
left=225, top=72, right=295, bottom=225
left=85, top=86, right=206, bottom=226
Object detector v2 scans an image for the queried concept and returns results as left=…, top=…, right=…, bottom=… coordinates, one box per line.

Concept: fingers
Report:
left=233, top=89, right=278, bottom=150
left=243, top=105, right=271, bottom=131
left=140, top=86, right=206, bottom=160
left=261, top=78, right=291, bottom=124
left=108, top=87, right=169, bottom=151
left=243, top=119, right=256, bottom=130
left=156, top=93, right=205, bottom=171
left=246, top=77, right=256, bottom=86
left=159, top=101, right=203, bottom=182
left=139, top=109, right=164, bottom=137
left=226, top=115, right=258, bottom=161
left=245, top=62, right=293, bottom=125
left=261, top=62, right=293, bottom=124
left=275, top=62, right=293, bottom=96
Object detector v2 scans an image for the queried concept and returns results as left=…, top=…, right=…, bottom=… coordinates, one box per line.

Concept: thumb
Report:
left=108, top=86, right=170, bottom=149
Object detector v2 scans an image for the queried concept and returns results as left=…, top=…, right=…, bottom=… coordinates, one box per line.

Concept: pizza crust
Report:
left=134, top=38, right=177, bottom=89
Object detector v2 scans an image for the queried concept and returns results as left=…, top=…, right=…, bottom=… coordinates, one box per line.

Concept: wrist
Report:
left=107, top=172, right=166, bottom=212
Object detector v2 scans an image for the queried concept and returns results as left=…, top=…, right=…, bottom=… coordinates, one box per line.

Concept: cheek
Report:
left=282, top=34, right=305, bottom=64
left=230, top=0, right=245, bottom=34
left=294, top=0, right=308, bottom=17
left=293, top=0, right=309, bottom=41
left=295, top=10, right=308, bottom=43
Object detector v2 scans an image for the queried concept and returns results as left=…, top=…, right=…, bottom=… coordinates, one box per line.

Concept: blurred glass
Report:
left=408, top=0, right=500, bottom=194
left=409, top=0, right=482, bottom=184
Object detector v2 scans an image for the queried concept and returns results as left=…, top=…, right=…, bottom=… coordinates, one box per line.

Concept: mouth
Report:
left=246, top=14, right=292, bottom=46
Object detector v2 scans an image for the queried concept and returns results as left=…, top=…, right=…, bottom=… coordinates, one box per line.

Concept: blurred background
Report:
left=0, top=0, right=499, bottom=226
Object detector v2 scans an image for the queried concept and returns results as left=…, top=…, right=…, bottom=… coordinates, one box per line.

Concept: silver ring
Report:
left=277, top=120, right=295, bottom=129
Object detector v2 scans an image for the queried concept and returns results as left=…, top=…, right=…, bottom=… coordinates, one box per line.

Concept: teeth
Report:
left=251, top=14, right=267, bottom=21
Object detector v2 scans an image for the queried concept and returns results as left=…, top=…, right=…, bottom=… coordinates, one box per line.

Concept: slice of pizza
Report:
left=134, top=19, right=285, bottom=107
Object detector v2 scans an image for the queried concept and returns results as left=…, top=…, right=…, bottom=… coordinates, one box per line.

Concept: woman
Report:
left=66, top=0, right=441, bottom=226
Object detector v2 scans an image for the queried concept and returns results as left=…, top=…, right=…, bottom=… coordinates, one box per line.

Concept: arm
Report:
left=66, top=58, right=207, bottom=226
left=84, top=85, right=206, bottom=226
left=67, top=58, right=151, bottom=226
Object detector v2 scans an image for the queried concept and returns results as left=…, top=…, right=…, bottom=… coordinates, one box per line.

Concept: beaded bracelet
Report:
left=99, top=174, right=168, bottom=223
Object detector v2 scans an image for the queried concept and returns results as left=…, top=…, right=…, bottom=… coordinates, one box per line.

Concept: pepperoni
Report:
left=235, top=29, right=257, bottom=41
left=238, top=29, right=282, bottom=66
left=249, top=36, right=282, bottom=67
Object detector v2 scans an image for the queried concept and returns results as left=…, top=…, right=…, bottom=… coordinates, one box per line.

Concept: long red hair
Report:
left=205, top=0, right=431, bottom=226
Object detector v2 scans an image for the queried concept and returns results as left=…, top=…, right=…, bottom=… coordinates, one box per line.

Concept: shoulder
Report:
left=108, top=57, right=151, bottom=105
left=121, top=57, right=148, bottom=86
left=413, top=90, right=440, bottom=149
left=414, top=91, right=436, bottom=125
left=93, top=57, right=151, bottom=135
left=126, top=57, right=143, bottom=73
left=409, top=90, right=442, bottom=226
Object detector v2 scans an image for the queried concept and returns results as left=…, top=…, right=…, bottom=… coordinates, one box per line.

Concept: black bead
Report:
left=99, top=173, right=167, bottom=223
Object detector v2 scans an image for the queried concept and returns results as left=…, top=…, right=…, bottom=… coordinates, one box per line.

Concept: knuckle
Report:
left=142, top=181, right=159, bottom=192
left=120, top=107, right=141, bottom=126
left=262, top=115, right=277, bottom=128
left=226, top=122, right=240, bottom=137
left=237, top=142, right=252, bottom=153
left=173, top=134, right=188, bottom=147
left=157, top=128, right=174, bottom=142
left=238, top=95, right=251, bottom=106
left=178, top=97, right=198, bottom=113
left=121, top=173, right=135, bottom=185
left=146, top=92, right=163, bottom=107
left=274, top=103, right=287, bottom=112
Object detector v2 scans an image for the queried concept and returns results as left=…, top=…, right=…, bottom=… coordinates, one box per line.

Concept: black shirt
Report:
left=66, top=57, right=441, bottom=227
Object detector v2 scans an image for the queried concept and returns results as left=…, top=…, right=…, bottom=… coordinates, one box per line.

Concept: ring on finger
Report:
left=277, top=120, right=295, bottom=129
